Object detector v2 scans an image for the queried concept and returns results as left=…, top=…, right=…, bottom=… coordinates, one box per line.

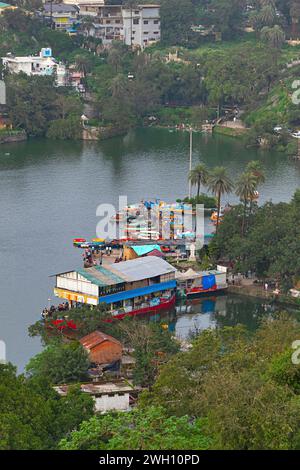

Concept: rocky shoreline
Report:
left=0, top=130, right=27, bottom=144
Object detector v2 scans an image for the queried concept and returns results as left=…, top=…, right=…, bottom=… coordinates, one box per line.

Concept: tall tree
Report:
left=261, top=25, right=285, bottom=48
left=189, top=163, right=209, bottom=197
left=208, top=166, right=234, bottom=231
left=246, top=160, right=266, bottom=185
left=235, top=171, right=258, bottom=235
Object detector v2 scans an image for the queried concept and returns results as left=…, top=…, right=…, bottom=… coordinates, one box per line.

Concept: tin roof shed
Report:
left=111, top=256, right=176, bottom=282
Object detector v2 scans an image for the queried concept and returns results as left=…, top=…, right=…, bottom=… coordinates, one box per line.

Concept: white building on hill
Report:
left=122, top=5, right=161, bottom=48
left=78, top=3, right=160, bottom=49
left=1, top=48, right=67, bottom=86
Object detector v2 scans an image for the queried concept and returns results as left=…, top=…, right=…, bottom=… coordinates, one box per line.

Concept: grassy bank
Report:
left=213, top=125, right=249, bottom=138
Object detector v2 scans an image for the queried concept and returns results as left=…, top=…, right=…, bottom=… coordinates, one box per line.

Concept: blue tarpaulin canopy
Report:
left=202, top=274, right=216, bottom=290
left=132, top=245, right=162, bottom=257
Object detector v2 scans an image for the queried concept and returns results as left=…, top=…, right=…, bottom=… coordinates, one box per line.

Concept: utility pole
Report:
left=188, top=127, right=193, bottom=199
left=50, top=0, right=53, bottom=29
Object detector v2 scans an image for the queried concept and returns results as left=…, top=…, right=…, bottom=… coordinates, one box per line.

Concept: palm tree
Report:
left=107, top=47, right=123, bottom=73
left=207, top=167, right=234, bottom=232
left=235, top=172, right=258, bottom=235
left=246, top=160, right=265, bottom=185
left=74, top=55, right=91, bottom=78
left=188, top=163, right=209, bottom=198
left=261, top=25, right=285, bottom=49
left=259, top=5, right=276, bottom=27
left=110, top=74, right=128, bottom=98
left=246, top=160, right=265, bottom=214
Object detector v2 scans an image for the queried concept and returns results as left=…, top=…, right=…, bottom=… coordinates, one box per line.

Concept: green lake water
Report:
left=1, top=128, right=300, bottom=369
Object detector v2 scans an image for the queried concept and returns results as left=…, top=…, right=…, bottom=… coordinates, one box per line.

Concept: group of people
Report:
left=83, top=246, right=114, bottom=266
left=41, top=302, right=69, bottom=319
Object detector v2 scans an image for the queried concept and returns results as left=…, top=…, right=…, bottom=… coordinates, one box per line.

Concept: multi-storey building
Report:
left=80, top=3, right=124, bottom=44
left=78, top=3, right=160, bottom=48
left=122, top=5, right=161, bottom=48
left=42, top=3, right=80, bottom=34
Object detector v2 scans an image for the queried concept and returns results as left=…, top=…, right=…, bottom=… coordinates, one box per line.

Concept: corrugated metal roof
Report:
left=78, top=266, right=125, bottom=287
left=44, top=3, right=78, bottom=12
left=54, top=257, right=176, bottom=288
left=131, top=244, right=161, bottom=256
left=110, top=256, right=176, bottom=283
left=80, top=331, right=122, bottom=350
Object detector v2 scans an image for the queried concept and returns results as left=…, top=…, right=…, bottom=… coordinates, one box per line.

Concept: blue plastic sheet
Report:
left=201, top=299, right=216, bottom=314
left=202, top=274, right=216, bottom=290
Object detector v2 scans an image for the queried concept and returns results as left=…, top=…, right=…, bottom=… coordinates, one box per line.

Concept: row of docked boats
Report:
left=109, top=200, right=197, bottom=241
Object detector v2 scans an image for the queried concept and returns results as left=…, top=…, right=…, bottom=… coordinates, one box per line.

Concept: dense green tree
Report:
left=208, top=0, right=246, bottom=39
left=59, top=406, right=210, bottom=450
left=119, top=321, right=180, bottom=386
left=210, top=190, right=300, bottom=287
left=143, top=316, right=300, bottom=449
left=160, top=0, right=195, bottom=45
left=267, top=349, right=300, bottom=394
left=26, top=341, right=90, bottom=384
left=0, top=363, right=94, bottom=449
left=47, top=116, right=82, bottom=140
left=6, top=74, right=59, bottom=136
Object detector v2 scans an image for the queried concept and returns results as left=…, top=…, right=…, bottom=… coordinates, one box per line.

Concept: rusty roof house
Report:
left=79, top=330, right=123, bottom=367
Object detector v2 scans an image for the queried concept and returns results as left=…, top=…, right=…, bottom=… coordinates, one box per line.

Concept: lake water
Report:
left=1, top=128, right=300, bottom=369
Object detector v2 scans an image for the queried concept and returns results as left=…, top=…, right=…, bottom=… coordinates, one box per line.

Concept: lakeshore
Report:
left=1, top=128, right=300, bottom=369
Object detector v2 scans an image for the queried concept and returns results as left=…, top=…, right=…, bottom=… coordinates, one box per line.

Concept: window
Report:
left=133, top=18, right=139, bottom=24
left=144, top=31, right=148, bottom=35
left=154, top=20, right=159, bottom=24
left=154, top=31, right=159, bottom=34
left=134, top=10, right=139, bottom=14
left=143, top=20, right=148, bottom=24
left=116, top=19, right=120, bottom=24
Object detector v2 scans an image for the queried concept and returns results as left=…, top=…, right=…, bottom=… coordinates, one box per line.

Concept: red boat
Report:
left=109, top=294, right=176, bottom=320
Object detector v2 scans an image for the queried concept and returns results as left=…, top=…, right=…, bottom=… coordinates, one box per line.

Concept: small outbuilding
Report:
left=123, top=244, right=163, bottom=261
left=80, top=331, right=122, bottom=366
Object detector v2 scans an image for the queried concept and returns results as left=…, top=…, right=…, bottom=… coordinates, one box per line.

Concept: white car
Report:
left=274, top=125, right=282, bottom=133
left=292, top=131, right=300, bottom=139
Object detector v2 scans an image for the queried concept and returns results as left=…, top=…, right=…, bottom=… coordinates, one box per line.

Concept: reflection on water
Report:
left=1, top=128, right=300, bottom=369
left=149, top=294, right=300, bottom=340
